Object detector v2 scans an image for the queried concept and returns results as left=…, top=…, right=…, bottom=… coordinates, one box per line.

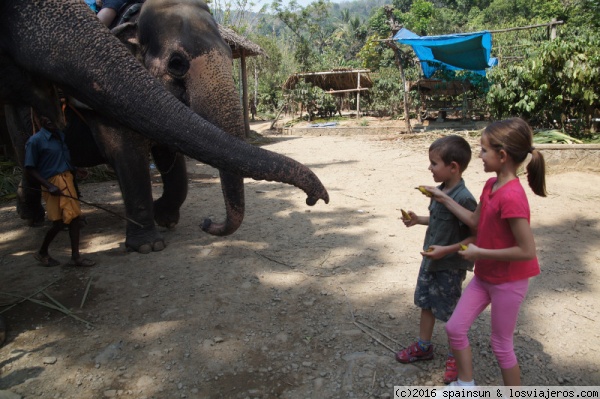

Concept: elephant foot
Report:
left=153, top=198, right=180, bottom=229
left=125, top=231, right=166, bottom=254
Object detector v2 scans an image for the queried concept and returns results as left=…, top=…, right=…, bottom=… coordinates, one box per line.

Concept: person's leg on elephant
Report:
left=151, top=145, right=187, bottom=229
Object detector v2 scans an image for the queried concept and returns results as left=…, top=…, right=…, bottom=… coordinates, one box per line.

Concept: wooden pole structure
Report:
left=356, top=72, right=361, bottom=119
left=240, top=49, right=250, bottom=138
left=386, top=41, right=412, bottom=134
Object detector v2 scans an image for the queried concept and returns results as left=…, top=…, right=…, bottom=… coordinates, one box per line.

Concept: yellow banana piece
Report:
left=460, top=244, right=468, bottom=251
left=401, top=209, right=411, bottom=221
left=425, top=248, right=434, bottom=252
left=415, top=186, right=432, bottom=197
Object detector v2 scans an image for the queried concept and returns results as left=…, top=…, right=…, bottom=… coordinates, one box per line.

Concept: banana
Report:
left=401, top=209, right=411, bottom=221
left=460, top=244, right=468, bottom=251
left=415, top=186, right=432, bottom=197
left=425, top=248, right=434, bottom=252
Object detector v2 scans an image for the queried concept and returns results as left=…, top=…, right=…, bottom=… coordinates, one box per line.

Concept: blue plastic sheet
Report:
left=394, top=28, right=498, bottom=78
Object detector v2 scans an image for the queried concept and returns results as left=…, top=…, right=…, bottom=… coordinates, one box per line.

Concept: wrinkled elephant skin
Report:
left=0, top=0, right=329, bottom=252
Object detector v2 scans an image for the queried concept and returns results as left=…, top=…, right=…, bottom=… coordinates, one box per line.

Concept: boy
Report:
left=396, top=135, right=476, bottom=384
left=25, top=113, right=95, bottom=267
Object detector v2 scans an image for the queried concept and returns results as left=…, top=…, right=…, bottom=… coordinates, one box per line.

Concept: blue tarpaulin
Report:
left=393, top=28, right=498, bottom=78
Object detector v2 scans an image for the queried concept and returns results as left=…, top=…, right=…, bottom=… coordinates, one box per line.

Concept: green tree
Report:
left=207, top=0, right=267, bottom=35
left=271, top=0, right=333, bottom=71
left=404, top=0, right=434, bottom=35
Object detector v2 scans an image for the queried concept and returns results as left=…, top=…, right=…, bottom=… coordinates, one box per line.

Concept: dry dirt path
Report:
left=0, top=131, right=599, bottom=398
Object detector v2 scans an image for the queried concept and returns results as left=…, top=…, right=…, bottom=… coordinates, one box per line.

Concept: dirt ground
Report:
left=1, top=119, right=599, bottom=399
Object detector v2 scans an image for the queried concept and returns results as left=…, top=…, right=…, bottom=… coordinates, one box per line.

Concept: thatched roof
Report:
left=218, top=25, right=267, bottom=59
left=408, top=79, right=472, bottom=96
left=282, top=69, right=373, bottom=92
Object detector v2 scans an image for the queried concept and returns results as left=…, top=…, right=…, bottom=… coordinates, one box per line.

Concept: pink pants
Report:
left=445, top=275, right=529, bottom=369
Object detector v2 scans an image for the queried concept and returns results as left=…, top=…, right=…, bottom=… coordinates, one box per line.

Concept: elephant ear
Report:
left=111, top=22, right=142, bottom=62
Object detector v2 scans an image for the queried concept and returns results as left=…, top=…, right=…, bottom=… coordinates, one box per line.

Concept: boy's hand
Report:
left=458, top=244, right=479, bottom=261
left=47, top=184, right=62, bottom=196
left=420, top=245, right=445, bottom=260
left=402, top=210, right=418, bottom=227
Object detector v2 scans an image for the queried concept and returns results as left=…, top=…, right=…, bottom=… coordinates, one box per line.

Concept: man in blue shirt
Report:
left=25, top=113, right=95, bottom=267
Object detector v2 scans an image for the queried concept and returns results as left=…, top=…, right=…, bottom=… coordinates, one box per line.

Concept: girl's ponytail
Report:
left=526, top=147, right=547, bottom=197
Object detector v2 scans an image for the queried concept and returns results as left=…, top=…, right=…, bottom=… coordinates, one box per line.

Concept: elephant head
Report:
left=112, top=0, right=257, bottom=235
left=0, top=0, right=328, bottom=233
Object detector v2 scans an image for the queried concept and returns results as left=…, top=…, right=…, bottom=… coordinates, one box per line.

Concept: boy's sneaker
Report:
left=443, top=356, right=458, bottom=384
left=395, top=341, right=434, bottom=363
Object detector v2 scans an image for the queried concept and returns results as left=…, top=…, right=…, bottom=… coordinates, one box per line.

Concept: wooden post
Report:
left=356, top=72, right=361, bottom=119
left=550, top=18, right=558, bottom=40
left=387, top=42, right=412, bottom=134
left=254, top=65, right=258, bottom=119
left=240, top=49, right=250, bottom=138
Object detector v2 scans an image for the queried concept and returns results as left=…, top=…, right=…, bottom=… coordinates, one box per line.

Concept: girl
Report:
left=427, top=117, right=546, bottom=386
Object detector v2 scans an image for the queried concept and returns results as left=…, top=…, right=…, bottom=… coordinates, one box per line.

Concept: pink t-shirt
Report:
left=475, top=177, right=540, bottom=284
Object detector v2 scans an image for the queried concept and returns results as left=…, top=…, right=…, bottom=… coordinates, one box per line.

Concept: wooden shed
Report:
left=218, top=25, right=266, bottom=136
left=282, top=69, right=373, bottom=118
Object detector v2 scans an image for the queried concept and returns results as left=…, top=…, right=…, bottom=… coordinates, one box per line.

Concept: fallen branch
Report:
left=353, top=320, right=396, bottom=353
left=0, top=277, right=62, bottom=314
left=80, top=276, right=93, bottom=309
left=1, top=291, right=93, bottom=327
left=356, top=319, right=403, bottom=347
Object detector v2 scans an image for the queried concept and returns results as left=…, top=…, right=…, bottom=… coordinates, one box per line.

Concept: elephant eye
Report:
left=167, top=54, right=189, bottom=78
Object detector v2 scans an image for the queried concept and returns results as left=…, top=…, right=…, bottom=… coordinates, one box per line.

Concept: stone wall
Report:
left=537, top=144, right=600, bottom=174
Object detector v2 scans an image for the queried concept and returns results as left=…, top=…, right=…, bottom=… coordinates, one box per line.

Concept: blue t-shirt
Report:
left=24, top=128, right=73, bottom=180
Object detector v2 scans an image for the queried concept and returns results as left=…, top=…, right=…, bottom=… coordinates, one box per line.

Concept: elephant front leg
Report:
left=113, top=155, right=166, bottom=254
left=151, top=146, right=187, bottom=229
left=92, top=122, right=166, bottom=254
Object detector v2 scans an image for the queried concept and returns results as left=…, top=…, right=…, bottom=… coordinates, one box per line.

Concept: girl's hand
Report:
left=425, top=186, right=447, bottom=203
left=402, top=210, right=418, bottom=227
left=459, top=244, right=480, bottom=261
left=421, top=245, right=445, bottom=260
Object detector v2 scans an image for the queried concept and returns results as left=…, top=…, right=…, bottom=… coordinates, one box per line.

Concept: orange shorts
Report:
left=42, top=171, right=81, bottom=224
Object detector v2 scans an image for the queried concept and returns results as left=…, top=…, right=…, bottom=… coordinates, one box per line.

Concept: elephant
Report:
left=1, top=0, right=329, bottom=253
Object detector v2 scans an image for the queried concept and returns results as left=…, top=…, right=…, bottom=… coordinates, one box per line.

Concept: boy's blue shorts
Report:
left=414, top=267, right=467, bottom=322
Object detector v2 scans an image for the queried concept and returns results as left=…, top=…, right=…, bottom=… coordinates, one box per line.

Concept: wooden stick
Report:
left=27, top=296, right=93, bottom=326
left=353, top=321, right=396, bottom=353
left=356, top=319, right=402, bottom=347
left=0, top=277, right=62, bottom=314
left=80, top=276, right=93, bottom=309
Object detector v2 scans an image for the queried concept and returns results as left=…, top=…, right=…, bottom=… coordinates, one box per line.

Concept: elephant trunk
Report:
left=1, top=0, right=328, bottom=206
left=201, top=171, right=244, bottom=236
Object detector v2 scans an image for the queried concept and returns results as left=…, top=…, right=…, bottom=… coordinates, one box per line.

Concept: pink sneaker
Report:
left=395, top=341, right=434, bottom=363
left=443, top=356, right=458, bottom=384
